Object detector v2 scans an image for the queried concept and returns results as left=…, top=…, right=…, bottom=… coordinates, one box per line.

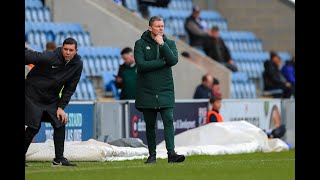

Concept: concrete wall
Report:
left=51, top=0, right=231, bottom=99
left=212, top=0, right=295, bottom=55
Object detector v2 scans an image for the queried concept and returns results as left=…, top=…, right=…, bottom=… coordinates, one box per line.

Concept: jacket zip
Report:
left=155, top=44, right=160, bottom=109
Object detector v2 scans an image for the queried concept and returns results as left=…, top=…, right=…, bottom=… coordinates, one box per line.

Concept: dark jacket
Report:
left=193, top=84, right=213, bottom=99
left=115, top=63, right=137, bottom=100
left=134, top=30, right=178, bottom=110
left=263, top=60, right=287, bottom=90
left=203, top=37, right=231, bottom=63
left=184, top=15, right=209, bottom=47
left=25, top=47, right=83, bottom=129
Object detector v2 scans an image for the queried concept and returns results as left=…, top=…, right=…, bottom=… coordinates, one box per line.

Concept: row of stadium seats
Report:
left=25, top=0, right=43, bottom=8
left=26, top=22, right=84, bottom=34
left=71, top=79, right=96, bottom=101
left=82, top=55, right=122, bottom=76
left=168, top=0, right=193, bottom=11
left=224, top=39, right=263, bottom=52
left=26, top=30, right=92, bottom=50
left=232, top=51, right=292, bottom=62
left=231, top=72, right=257, bottom=98
left=25, top=6, right=51, bottom=22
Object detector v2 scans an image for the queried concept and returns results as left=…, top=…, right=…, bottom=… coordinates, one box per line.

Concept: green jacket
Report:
left=134, top=30, right=178, bottom=110
left=116, top=63, right=137, bottom=100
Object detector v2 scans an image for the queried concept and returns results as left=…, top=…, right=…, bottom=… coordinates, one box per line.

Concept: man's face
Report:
left=204, top=75, right=213, bottom=89
left=62, top=44, right=77, bottom=61
left=122, top=52, right=135, bottom=65
left=212, top=100, right=222, bottom=111
left=149, top=20, right=164, bottom=36
left=213, top=84, right=220, bottom=93
left=211, top=30, right=220, bottom=38
left=193, top=11, right=200, bottom=19
left=272, top=56, right=282, bottom=67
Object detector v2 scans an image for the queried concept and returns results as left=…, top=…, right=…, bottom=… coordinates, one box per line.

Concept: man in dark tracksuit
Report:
left=115, top=47, right=137, bottom=100
left=25, top=38, right=82, bottom=166
left=134, top=16, right=185, bottom=164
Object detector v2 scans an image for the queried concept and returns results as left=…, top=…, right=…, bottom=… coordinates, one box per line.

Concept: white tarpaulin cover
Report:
left=26, top=121, right=289, bottom=161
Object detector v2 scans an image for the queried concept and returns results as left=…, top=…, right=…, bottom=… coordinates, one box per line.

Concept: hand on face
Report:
left=154, top=35, right=164, bottom=45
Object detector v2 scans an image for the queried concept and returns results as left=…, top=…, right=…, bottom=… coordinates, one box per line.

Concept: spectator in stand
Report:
left=46, top=41, right=57, bottom=51
left=203, top=26, right=238, bottom=72
left=206, top=96, right=223, bottom=124
left=193, top=73, right=214, bottom=99
left=28, top=42, right=57, bottom=70
left=184, top=5, right=210, bottom=48
left=263, top=51, right=293, bottom=98
left=138, top=0, right=171, bottom=18
left=115, top=47, right=137, bottom=100
left=212, top=78, right=222, bottom=98
left=281, top=56, right=295, bottom=97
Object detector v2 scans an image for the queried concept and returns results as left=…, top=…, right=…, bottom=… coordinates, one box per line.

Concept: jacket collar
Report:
left=141, top=30, right=168, bottom=44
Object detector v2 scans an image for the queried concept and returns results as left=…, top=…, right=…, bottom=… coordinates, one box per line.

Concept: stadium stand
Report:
left=26, top=0, right=293, bottom=99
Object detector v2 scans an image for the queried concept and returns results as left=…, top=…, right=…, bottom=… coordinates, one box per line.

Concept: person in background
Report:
left=281, top=56, right=295, bottom=97
left=212, top=78, right=222, bottom=98
left=184, top=5, right=210, bottom=48
left=206, top=96, right=223, bottom=124
left=193, top=73, right=214, bottom=99
left=263, top=51, right=293, bottom=98
left=203, top=25, right=238, bottom=72
left=115, top=47, right=137, bottom=100
left=46, top=41, right=57, bottom=51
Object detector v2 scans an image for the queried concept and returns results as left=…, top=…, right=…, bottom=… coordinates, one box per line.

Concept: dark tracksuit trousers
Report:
left=25, top=113, right=66, bottom=159
left=142, top=108, right=175, bottom=156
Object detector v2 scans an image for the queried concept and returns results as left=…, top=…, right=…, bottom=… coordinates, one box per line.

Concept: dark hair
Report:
left=202, top=74, right=208, bottom=82
left=209, top=96, right=222, bottom=103
left=213, top=78, right=220, bottom=85
left=121, top=47, right=133, bottom=55
left=46, top=42, right=57, bottom=50
left=211, top=25, right=219, bottom=31
left=149, top=16, right=163, bottom=26
left=63, top=37, right=78, bottom=49
left=269, top=50, right=278, bottom=60
left=192, top=5, right=201, bottom=12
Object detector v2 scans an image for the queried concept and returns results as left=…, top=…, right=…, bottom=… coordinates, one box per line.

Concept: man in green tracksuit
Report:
left=134, top=16, right=185, bottom=164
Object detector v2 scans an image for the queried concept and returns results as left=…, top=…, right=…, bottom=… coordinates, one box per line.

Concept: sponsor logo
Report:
left=132, top=115, right=139, bottom=137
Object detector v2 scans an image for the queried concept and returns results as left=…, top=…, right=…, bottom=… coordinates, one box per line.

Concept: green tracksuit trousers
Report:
left=142, top=108, right=175, bottom=156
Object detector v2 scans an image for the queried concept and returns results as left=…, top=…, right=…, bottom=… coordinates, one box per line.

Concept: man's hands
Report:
left=154, top=35, right=164, bottom=45
left=115, top=76, right=123, bottom=84
left=57, top=107, right=68, bottom=125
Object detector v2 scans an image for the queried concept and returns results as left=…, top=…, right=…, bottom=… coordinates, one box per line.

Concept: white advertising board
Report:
left=219, top=99, right=282, bottom=130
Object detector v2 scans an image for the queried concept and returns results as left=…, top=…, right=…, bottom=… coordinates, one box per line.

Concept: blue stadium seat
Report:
left=102, top=71, right=119, bottom=99
left=86, top=79, right=96, bottom=100
left=79, top=80, right=89, bottom=100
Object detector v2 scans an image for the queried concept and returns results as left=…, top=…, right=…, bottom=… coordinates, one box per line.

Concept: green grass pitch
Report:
left=26, top=149, right=294, bottom=180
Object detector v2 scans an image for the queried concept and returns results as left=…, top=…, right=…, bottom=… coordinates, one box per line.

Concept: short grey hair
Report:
left=149, top=16, right=163, bottom=26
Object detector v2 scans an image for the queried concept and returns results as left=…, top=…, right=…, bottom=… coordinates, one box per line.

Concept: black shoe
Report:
left=144, top=155, right=156, bottom=164
left=168, top=151, right=185, bottom=163
left=52, top=157, right=77, bottom=167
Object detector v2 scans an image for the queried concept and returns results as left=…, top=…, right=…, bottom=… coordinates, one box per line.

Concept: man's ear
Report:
left=148, top=26, right=152, bottom=31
